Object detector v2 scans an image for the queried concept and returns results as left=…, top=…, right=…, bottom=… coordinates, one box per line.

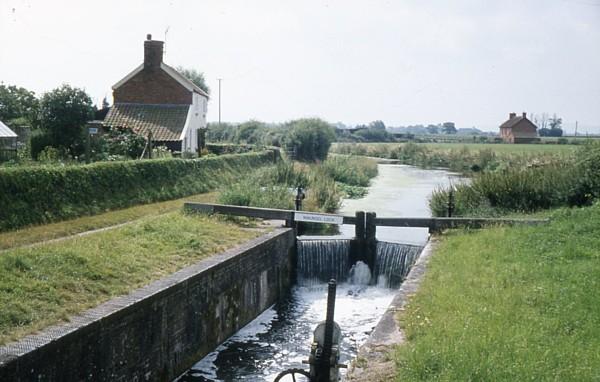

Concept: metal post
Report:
left=295, top=187, right=305, bottom=211
left=317, top=279, right=337, bottom=382
left=217, top=78, right=222, bottom=126
left=295, top=187, right=305, bottom=235
left=148, top=131, right=153, bottom=159
left=447, top=188, right=454, bottom=218
left=85, top=128, right=91, bottom=164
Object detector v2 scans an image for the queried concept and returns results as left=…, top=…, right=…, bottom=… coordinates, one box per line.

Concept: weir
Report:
left=298, top=238, right=423, bottom=289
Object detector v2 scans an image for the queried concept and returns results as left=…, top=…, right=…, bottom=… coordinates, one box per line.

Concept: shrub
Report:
left=321, top=155, right=378, bottom=187
left=283, top=118, right=335, bottom=162
left=429, top=157, right=589, bottom=217
left=0, top=151, right=277, bottom=231
left=29, top=130, right=54, bottom=159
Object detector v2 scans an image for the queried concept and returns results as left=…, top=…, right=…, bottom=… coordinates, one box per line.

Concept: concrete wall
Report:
left=0, top=228, right=295, bottom=382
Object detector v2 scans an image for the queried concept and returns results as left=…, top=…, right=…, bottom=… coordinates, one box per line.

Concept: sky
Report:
left=1, top=0, right=599, bottom=132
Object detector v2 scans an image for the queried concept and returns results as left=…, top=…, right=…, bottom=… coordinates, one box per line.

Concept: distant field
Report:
left=422, top=142, right=578, bottom=153
left=332, top=142, right=578, bottom=154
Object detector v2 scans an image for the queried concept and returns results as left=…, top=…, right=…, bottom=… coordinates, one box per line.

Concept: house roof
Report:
left=0, top=121, right=17, bottom=138
left=112, top=63, right=209, bottom=99
left=103, top=103, right=190, bottom=142
left=500, top=116, right=534, bottom=129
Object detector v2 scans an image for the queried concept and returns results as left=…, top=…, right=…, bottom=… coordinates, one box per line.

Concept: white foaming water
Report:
left=176, top=281, right=394, bottom=382
left=348, top=261, right=371, bottom=285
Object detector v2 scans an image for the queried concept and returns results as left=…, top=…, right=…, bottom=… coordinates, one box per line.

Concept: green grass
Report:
left=0, top=192, right=218, bottom=251
left=0, top=211, right=263, bottom=345
left=394, top=203, right=600, bottom=381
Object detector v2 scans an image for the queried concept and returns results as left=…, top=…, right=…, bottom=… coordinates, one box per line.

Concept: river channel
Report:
left=175, top=164, right=459, bottom=381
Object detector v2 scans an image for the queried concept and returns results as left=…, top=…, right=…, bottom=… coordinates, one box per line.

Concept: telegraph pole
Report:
left=217, top=78, right=222, bottom=126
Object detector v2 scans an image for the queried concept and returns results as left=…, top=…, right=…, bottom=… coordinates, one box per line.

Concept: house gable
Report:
left=113, top=68, right=193, bottom=105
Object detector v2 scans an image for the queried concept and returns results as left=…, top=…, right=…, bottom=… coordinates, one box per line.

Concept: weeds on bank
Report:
left=218, top=156, right=378, bottom=213
left=429, top=142, right=600, bottom=216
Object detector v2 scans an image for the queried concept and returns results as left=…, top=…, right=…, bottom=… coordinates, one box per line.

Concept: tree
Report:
left=442, top=122, right=457, bottom=134
left=533, top=113, right=549, bottom=130
left=426, top=124, right=439, bottom=134
left=176, top=66, right=210, bottom=95
left=38, top=84, right=94, bottom=155
left=0, top=84, right=38, bottom=125
left=283, top=118, right=335, bottom=162
left=538, top=113, right=563, bottom=137
left=369, top=120, right=386, bottom=130
left=354, top=126, right=393, bottom=142
left=235, top=120, right=267, bottom=144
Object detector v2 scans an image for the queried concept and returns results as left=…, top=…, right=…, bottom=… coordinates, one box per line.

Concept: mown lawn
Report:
left=0, top=192, right=218, bottom=251
left=394, top=203, right=600, bottom=380
left=0, top=211, right=264, bottom=345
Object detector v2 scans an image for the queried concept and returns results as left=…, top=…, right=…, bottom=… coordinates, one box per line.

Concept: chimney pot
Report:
left=509, top=112, right=516, bottom=119
left=147, top=34, right=152, bottom=40
left=522, top=112, right=527, bottom=118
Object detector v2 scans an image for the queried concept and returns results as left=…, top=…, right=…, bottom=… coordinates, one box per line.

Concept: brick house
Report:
left=103, top=35, right=209, bottom=153
left=499, top=112, right=538, bottom=143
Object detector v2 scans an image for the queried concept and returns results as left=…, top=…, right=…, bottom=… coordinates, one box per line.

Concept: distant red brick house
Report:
left=499, top=112, right=538, bottom=143
left=103, top=34, right=209, bottom=153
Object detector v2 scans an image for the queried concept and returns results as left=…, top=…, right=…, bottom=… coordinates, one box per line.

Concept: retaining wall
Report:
left=0, top=228, right=295, bottom=382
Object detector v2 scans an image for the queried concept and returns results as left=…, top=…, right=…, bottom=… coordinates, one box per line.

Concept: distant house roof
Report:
left=500, top=116, right=527, bottom=129
left=0, top=121, right=17, bottom=138
left=112, top=63, right=210, bottom=99
left=103, top=103, right=190, bottom=141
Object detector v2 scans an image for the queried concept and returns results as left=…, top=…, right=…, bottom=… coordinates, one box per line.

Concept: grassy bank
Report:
left=0, top=211, right=263, bottom=345
left=0, top=192, right=218, bottom=251
left=394, top=203, right=600, bottom=380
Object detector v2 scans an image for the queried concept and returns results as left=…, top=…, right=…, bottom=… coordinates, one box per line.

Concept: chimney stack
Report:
left=509, top=112, right=516, bottom=119
left=144, top=34, right=164, bottom=70
left=522, top=112, right=527, bottom=118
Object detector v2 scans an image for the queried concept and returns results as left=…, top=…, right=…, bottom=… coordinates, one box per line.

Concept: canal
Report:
left=175, top=164, right=459, bottom=381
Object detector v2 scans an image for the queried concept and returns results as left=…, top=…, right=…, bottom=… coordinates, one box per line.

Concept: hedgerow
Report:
left=0, top=150, right=277, bottom=231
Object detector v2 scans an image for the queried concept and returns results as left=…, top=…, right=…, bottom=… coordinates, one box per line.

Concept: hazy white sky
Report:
left=1, top=0, right=599, bottom=132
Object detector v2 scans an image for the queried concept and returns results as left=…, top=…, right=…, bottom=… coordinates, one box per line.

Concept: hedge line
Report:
left=0, top=150, right=278, bottom=231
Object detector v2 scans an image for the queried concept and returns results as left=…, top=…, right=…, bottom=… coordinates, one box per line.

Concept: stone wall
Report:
left=0, top=228, right=296, bottom=382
